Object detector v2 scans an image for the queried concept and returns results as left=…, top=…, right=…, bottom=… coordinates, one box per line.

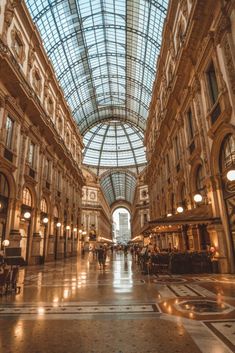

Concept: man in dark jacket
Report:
left=97, top=245, right=106, bottom=269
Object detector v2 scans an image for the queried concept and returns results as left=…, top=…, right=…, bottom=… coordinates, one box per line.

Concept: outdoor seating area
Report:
left=0, top=249, right=23, bottom=296
left=0, top=265, right=20, bottom=295
left=139, top=251, right=214, bottom=275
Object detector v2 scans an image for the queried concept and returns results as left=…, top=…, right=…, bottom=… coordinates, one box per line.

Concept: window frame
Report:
left=5, top=116, right=14, bottom=150
left=28, top=141, right=36, bottom=168
left=206, top=61, right=219, bottom=106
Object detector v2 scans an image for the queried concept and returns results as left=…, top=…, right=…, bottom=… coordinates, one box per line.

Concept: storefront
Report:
left=0, top=173, right=9, bottom=248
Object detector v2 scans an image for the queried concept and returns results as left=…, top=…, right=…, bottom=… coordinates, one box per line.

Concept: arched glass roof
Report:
left=83, top=121, right=146, bottom=174
left=26, top=0, right=168, bottom=133
left=25, top=0, right=168, bottom=203
left=100, top=171, right=136, bottom=206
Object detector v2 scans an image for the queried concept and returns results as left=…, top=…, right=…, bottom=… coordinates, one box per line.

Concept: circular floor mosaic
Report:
left=175, top=300, right=234, bottom=315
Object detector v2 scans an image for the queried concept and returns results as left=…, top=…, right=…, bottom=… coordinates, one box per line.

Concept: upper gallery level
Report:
left=0, top=0, right=84, bottom=174
left=145, top=0, right=235, bottom=167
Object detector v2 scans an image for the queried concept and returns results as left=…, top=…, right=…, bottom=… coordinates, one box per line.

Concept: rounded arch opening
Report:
left=112, top=207, right=131, bottom=245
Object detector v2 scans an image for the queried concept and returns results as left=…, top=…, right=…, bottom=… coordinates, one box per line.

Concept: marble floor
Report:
left=0, top=252, right=235, bottom=353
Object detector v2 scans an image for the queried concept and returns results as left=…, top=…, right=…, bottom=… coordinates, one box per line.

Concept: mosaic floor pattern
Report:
left=1, top=253, right=235, bottom=353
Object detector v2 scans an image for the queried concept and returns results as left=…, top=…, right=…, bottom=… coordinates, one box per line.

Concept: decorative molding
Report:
left=5, top=95, right=24, bottom=119
left=214, top=14, right=231, bottom=46
left=2, top=0, right=17, bottom=44
left=222, top=35, right=235, bottom=94
left=32, top=66, right=42, bottom=96
left=10, top=26, right=26, bottom=65
left=27, top=43, right=35, bottom=79
left=180, top=0, right=188, bottom=19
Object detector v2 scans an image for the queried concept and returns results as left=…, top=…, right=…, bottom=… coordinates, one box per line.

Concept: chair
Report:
left=8, top=266, right=20, bottom=293
left=0, top=268, right=10, bottom=295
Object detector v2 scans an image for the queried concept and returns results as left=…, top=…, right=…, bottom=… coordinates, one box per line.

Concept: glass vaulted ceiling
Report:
left=100, top=171, right=136, bottom=205
left=83, top=121, right=146, bottom=174
left=26, top=0, right=168, bottom=205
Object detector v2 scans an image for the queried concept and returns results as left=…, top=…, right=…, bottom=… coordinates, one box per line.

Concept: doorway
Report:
left=112, top=208, right=131, bottom=245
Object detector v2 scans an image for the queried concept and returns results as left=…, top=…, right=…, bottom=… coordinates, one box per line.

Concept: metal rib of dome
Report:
left=83, top=121, right=146, bottom=174
left=25, top=0, right=168, bottom=133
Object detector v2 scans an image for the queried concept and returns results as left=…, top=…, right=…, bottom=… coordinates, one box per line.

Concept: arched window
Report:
left=40, top=198, right=48, bottom=213
left=54, top=206, right=59, bottom=218
left=220, top=134, right=235, bottom=172
left=0, top=173, right=9, bottom=198
left=22, top=187, right=32, bottom=207
left=196, top=165, right=205, bottom=192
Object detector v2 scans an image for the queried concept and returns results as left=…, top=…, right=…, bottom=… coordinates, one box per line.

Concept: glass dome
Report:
left=25, top=0, right=168, bottom=133
left=83, top=121, right=146, bottom=172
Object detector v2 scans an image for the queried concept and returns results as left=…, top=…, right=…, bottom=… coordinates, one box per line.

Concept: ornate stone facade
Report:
left=0, top=0, right=84, bottom=264
left=81, top=168, right=112, bottom=248
left=144, top=0, right=235, bottom=273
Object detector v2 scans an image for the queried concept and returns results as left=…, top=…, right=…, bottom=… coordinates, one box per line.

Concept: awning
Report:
left=141, top=205, right=221, bottom=235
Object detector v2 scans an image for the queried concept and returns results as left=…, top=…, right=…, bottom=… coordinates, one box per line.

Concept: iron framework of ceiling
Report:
left=25, top=0, right=168, bottom=205
left=100, top=170, right=137, bottom=206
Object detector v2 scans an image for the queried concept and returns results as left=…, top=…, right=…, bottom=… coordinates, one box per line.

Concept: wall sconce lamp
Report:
left=193, top=193, right=203, bottom=203
left=2, top=239, right=10, bottom=256
left=66, top=225, right=70, bottom=230
left=24, top=211, right=31, bottom=219
left=167, top=213, right=172, bottom=217
left=226, top=169, right=235, bottom=182
left=42, top=217, right=49, bottom=224
left=2, top=239, right=10, bottom=247
left=56, top=222, right=61, bottom=228
left=176, top=206, right=184, bottom=213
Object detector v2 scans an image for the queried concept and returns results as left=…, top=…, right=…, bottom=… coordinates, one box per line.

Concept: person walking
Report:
left=97, top=245, right=106, bottom=270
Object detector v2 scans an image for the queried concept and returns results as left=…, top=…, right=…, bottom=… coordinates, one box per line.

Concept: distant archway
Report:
left=112, top=207, right=131, bottom=244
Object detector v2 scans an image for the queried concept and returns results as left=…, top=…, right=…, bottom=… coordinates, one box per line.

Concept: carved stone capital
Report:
left=222, top=35, right=235, bottom=94
left=214, top=13, right=231, bottom=46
